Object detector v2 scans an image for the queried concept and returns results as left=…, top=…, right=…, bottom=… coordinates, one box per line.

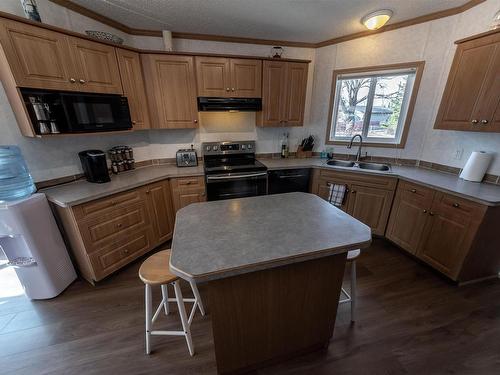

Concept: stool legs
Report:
left=145, top=284, right=152, bottom=355
left=190, top=281, right=205, bottom=316
left=161, top=284, right=169, bottom=315
left=174, top=281, right=194, bottom=356
left=350, top=260, right=357, bottom=322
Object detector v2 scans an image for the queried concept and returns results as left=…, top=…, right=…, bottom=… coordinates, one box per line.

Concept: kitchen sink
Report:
left=326, top=159, right=356, bottom=167
left=357, top=162, right=391, bottom=171
left=326, top=159, right=391, bottom=171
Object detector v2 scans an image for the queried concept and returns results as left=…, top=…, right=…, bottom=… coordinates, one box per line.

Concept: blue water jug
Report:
left=0, top=146, right=36, bottom=202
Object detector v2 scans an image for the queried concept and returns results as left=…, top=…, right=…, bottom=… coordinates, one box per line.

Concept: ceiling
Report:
left=69, top=0, right=472, bottom=44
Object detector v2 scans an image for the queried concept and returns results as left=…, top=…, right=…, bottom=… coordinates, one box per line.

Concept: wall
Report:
left=0, top=0, right=315, bottom=181
left=310, top=0, right=500, bottom=174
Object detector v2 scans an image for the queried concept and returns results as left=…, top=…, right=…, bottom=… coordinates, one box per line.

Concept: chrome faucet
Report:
left=347, top=134, right=363, bottom=162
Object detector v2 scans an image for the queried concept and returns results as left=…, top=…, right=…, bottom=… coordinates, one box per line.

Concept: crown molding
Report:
left=49, top=0, right=486, bottom=49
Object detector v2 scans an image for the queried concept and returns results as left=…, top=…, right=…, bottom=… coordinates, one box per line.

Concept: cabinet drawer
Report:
left=171, top=176, right=205, bottom=189
left=398, top=180, right=435, bottom=200
left=79, top=203, right=150, bottom=252
left=319, top=169, right=397, bottom=190
left=74, top=189, right=143, bottom=220
left=89, top=229, right=152, bottom=280
left=433, top=192, right=486, bottom=220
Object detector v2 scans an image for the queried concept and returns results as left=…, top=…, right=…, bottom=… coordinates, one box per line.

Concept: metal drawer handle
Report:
left=79, top=79, right=86, bottom=84
left=471, top=119, right=478, bottom=124
left=278, top=174, right=305, bottom=179
left=481, top=120, right=488, bottom=124
left=423, top=209, right=427, bottom=214
left=207, top=172, right=267, bottom=180
left=69, top=78, right=76, bottom=83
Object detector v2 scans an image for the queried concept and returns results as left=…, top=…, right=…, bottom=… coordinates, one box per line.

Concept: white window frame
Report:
left=326, top=62, right=424, bottom=148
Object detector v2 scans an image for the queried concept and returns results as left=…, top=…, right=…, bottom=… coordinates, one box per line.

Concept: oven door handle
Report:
left=207, top=172, right=268, bottom=181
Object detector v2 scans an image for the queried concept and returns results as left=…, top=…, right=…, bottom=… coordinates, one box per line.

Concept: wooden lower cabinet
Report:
left=53, top=179, right=175, bottom=283
left=310, top=169, right=396, bottom=235
left=386, top=180, right=500, bottom=282
left=170, top=176, right=207, bottom=212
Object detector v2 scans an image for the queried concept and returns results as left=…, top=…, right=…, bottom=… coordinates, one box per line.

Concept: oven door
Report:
left=206, top=172, right=268, bottom=201
left=61, top=93, right=132, bottom=132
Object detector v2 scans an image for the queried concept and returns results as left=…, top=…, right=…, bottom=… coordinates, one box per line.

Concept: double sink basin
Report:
left=327, top=159, right=391, bottom=171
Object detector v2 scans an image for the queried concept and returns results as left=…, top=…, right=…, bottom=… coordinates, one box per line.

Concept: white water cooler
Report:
left=0, top=193, right=76, bottom=299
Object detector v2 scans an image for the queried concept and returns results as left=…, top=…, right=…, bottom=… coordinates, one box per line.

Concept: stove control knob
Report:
left=241, top=144, right=246, bottom=150
left=213, top=145, right=219, bottom=151
left=206, top=145, right=212, bottom=151
left=247, top=144, right=252, bottom=149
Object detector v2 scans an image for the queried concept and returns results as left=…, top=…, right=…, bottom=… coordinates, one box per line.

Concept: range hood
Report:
left=197, top=97, right=262, bottom=112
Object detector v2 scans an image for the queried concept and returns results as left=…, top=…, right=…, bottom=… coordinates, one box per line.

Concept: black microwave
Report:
left=21, top=89, right=132, bottom=135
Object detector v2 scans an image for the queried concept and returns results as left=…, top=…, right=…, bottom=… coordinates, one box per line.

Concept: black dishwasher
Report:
left=268, top=168, right=311, bottom=194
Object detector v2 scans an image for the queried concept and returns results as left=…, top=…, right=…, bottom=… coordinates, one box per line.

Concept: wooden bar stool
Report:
left=139, top=249, right=205, bottom=356
left=339, top=249, right=360, bottom=322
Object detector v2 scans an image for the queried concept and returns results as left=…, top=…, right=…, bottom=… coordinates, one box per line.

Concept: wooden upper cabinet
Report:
left=141, top=54, right=198, bottom=129
left=195, top=57, right=231, bottom=97
left=116, top=49, right=150, bottom=130
left=258, top=60, right=287, bottom=126
left=283, top=62, right=308, bottom=126
left=68, top=37, right=123, bottom=94
left=434, top=30, right=500, bottom=132
left=258, top=60, right=308, bottom=127
left=195, top=57, right=262, bottom=97
left=230, top=59, right=262, bottom=97
left=0, top=19, right=77, bottom=91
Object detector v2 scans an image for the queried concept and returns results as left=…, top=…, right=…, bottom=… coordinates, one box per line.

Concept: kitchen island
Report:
left=170, top=192, right=371, bottom=374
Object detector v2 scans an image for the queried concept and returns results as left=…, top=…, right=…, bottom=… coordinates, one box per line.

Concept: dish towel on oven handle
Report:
left=327, top=183, right=348, bottom=208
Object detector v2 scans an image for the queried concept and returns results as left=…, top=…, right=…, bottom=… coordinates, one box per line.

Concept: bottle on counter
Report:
left=280, top=132, right=289, bottom=158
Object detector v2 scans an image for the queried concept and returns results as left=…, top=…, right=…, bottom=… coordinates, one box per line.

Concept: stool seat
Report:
left=139, top=250, right=178, bottom=285
left=347, top=249, right=361, bottom=261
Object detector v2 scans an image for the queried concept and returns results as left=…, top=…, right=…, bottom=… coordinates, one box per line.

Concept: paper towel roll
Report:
left=162, top=30, right=173, bottom=51
left=459, top=151, right=492, bottom=182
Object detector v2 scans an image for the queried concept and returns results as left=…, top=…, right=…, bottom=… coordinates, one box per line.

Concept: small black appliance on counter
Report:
left=78, top=150, right=110, bottom=183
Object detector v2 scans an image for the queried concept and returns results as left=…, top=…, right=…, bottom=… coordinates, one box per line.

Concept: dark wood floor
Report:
left=2, top=238, right=500, bottom=374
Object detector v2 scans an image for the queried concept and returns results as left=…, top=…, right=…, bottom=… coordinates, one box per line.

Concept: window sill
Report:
left=326, top=140, right=406, bottom=149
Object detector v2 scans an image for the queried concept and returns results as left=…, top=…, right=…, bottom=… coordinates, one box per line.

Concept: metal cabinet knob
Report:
left=411, top=189, right=417, bottom=193
left=423, top=209, right=427, bottom=213
left=429, top=212, right=435, bottom=216
left=117, top=223, right=122, bottom=228
left=194, top=119, right=198, bottom=123
left=231, top=88, right=235, bottom=91
left=146, top=190, right=150, bottom=194
left=471, top=119, right=478, bottom=124
left=69, top=78, right=76, bottom=83
left=79, top=79, right=86, bottom=84
left=351, top=190, right=357, bottom=194
left=452, top=202, right=460, bottom=208
left=226, top=87, right=230, bottom=91
left=481, top=120, right=489, bottom=124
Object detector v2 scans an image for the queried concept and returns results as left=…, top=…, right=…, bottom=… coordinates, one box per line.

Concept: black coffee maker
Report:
left=78, top=150, right=110, bottom=183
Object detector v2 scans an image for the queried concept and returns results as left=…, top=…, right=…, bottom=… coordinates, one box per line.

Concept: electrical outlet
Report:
left=454, top=148, right=464, bottom=160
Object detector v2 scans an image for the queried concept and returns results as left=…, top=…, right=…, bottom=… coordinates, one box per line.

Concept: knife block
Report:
left=296, top=146, right=313, bottom=158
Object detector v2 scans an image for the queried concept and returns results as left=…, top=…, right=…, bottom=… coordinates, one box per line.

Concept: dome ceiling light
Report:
left=361, top=10, right=393, bottom=30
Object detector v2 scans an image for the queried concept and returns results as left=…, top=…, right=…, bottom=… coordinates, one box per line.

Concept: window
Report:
left=326, top=62, right=424, bottom=148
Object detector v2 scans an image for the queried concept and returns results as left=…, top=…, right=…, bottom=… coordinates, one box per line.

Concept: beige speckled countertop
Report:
left=42, top=158, right=500, bottom=207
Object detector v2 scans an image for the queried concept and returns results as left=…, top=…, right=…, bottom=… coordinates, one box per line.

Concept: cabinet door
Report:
left=116, top=49, right=150, bottom=129
left=230, top=58, right=262, bottom=97
left=258, top=60, right=287, bottom=126
left=0, top=19, right=77, bottom=90
left=283, top=62, right=308, bottom=126
left=170, top=176, right=206, bottom=213
left=142, top=54, right=199, bottom=129
left=417, top=193, right=485, bottom=279
left=386, top=182, right=434, bottom=254
left=434, top=32, right=500, bottom=131
left=68, top=37, right=123, bottom=94
left=145, top=181, right=175, bottom=244
left=479, top=45, right=500, bottom=132
left=195, top=57, right=231, bottom=97
left=347, top=185, right=394, bottom=236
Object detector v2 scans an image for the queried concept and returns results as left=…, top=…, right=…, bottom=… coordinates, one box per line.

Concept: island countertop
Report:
left=169, top=192, right=371, bottom=282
